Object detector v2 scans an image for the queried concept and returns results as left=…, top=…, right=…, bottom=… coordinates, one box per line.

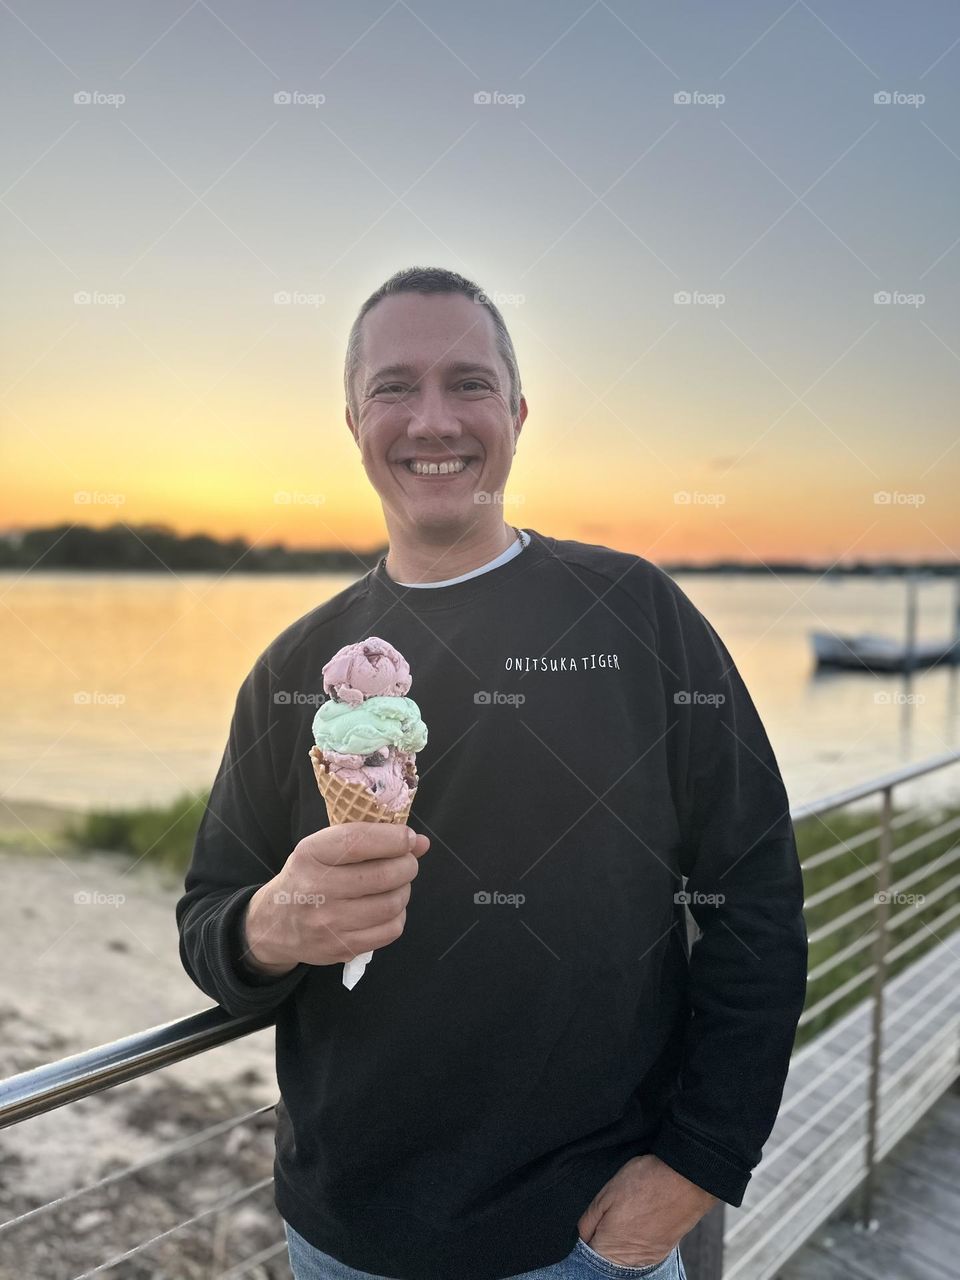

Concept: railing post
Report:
left=680, top=1201, right=725, bottom=1280
left=860, top=784, right=893, bottom=1226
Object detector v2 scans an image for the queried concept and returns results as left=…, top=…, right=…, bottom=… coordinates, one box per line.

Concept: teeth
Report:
left=407, top=458, right=467, bottom=475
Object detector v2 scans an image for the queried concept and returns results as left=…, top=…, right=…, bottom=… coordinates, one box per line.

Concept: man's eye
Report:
left=372, top=381, right=489, bottom=394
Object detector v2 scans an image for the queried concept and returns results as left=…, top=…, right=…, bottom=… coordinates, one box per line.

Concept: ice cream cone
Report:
left=309, top=746, right=416, bottom=826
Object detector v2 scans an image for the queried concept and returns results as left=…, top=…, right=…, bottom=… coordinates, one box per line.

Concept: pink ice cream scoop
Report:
left=318, top=745, right=418, bottom=812
left=322, top=637, right=412, bottom=707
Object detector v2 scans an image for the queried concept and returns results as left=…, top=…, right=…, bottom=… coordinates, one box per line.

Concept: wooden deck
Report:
left=776, top=1086, right=960, bottom=1279
left=720, top=934, right=960, bottom=1279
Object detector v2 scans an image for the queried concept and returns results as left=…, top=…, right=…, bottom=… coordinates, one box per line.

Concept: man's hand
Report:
left=577, top=1154, right=717, bottom=1268
left=241, top=823, right=431, bottom=975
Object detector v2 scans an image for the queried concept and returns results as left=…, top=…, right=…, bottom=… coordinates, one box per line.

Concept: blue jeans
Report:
left=284, top=1220, right=687, bottom=1280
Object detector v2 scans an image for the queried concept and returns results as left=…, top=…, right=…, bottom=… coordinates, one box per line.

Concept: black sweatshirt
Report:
left=176, top=528, right=808, bottom=1280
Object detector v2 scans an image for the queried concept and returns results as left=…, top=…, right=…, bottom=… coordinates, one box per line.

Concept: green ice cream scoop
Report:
left=311, top=694, right=428, bottom=756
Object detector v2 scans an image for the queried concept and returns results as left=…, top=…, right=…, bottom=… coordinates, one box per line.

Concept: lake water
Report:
left=2, top=570, right=959, bottom=815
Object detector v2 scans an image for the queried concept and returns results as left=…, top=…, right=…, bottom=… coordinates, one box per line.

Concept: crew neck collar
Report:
left=396, top=527, right=529, bottom=588
left=367, top=528, right=551, bottom=613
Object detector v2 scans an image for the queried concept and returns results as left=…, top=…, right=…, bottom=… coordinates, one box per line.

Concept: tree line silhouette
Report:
left=0, top=523, right=386, bottom=573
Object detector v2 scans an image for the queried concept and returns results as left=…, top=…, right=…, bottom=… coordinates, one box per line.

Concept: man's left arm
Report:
left=647, top=583, right=809, bottom=1208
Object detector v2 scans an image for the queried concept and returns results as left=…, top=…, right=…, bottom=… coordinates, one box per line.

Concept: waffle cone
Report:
left=309, top=746, right=415, bottom=826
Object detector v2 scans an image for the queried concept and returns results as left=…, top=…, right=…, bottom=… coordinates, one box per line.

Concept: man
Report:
left=176, top=266, right=808, bottom=1280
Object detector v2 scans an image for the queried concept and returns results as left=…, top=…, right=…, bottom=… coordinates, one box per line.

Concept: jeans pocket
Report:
left=574, top=1236, right=679, bottom=1277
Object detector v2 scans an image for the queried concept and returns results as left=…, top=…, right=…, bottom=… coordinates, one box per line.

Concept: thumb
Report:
left=577, top=1199, right=603, bottom=1243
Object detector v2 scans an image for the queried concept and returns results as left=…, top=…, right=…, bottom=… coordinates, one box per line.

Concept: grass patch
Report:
left=794, top=800, right=960, bottom=1048
left=67, top=791, right=210, bottom=873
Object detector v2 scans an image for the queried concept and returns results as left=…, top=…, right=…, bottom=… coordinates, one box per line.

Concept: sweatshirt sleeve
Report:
left=175, top=651, right=309, bottom=1018
left=645, top=572, right=808, bottom=1207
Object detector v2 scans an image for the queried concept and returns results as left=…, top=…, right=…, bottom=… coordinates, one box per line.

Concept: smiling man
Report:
left=347, top=281, right=528, bottom=585
left=176, top=266, right=808, bottom=1280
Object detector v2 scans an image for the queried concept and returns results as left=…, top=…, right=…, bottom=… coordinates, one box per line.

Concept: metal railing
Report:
left=1, top=748, right=959, bottom=1280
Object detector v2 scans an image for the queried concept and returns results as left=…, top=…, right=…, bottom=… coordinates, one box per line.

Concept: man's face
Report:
left=346, top=292, right=526, bottom=534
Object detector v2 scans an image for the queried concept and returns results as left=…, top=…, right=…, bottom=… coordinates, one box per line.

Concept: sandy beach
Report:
left=0, top=801, right=292, bottom=1279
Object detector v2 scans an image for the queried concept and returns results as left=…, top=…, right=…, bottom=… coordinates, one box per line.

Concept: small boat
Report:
left=811, top=571, right=960, bottom=672
left=811, top=630, right=960, bottom=672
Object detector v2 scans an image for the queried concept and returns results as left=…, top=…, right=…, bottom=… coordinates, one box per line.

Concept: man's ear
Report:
left=513, top=395, right=528, bottom=451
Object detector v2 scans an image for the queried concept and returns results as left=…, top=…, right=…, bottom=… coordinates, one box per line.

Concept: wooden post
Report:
left=680, top=1200, right=725, bottom=1280
left=903, top=571, right=918, bottom=672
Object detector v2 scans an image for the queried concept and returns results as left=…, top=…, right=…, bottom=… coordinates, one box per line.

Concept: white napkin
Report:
left=343, top=950, right=373, bottom=990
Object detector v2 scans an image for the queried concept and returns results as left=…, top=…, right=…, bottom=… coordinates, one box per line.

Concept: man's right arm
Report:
left=175, top=654, right=309, bottom=1017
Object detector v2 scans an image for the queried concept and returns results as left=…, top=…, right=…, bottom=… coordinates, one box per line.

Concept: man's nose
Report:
left=405, top=386, right=463, bottom=441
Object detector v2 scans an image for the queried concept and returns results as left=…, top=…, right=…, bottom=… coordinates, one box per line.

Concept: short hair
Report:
left=344, top=266, right=522, bottom=423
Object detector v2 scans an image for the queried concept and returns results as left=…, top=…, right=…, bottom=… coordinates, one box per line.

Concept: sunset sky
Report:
left=2, top=0, right=959, bottom=564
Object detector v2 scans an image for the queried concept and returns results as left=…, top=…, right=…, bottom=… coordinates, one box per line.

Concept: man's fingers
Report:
left=300, top=823, right=429, bottom=866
